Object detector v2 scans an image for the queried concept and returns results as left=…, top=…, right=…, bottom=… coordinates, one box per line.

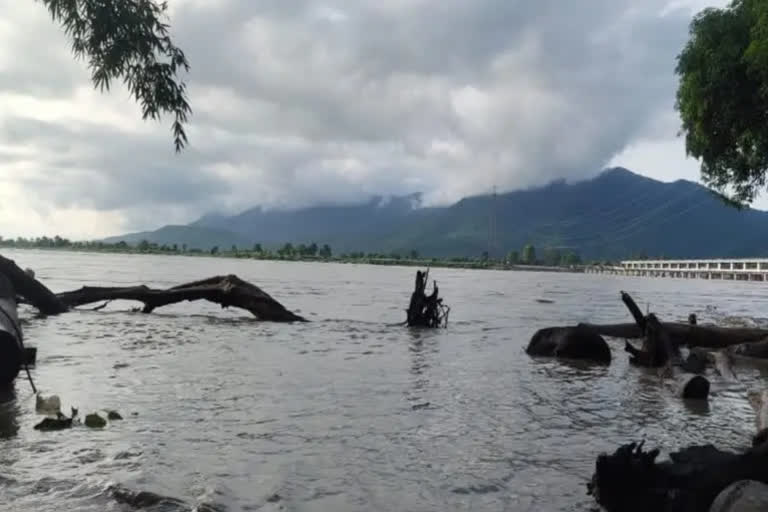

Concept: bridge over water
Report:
left=589, top=259, right=768, bottom=281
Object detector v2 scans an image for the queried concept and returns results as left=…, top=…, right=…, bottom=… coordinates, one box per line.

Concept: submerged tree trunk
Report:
left=406, top=269, right=449, bottom=328
left=580, top=322, right=768, bottom=349
left=0, top=255, right=67, bottom=315
left=619, top=292, right=680, bottom=368
left=0, top=254, right=304, bottom=322
left=55, top=275, right=306, bottom=322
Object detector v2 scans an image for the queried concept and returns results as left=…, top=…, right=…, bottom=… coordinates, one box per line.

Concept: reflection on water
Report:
left=1, top=249, right=768, bottom=510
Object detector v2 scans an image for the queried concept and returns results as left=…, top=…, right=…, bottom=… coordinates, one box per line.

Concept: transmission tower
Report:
left=488, top=185, right=498, bottom=259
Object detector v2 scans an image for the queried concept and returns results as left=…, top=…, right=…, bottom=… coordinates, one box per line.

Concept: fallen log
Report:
left=0, top=255, right=66, bottom=314
left=620, top=291, right=646, bottom=334
left=587, top=441, right=768, bottom=512
left=406, top=269, right=449, bottom=328
left=580, top=322, right=768, bottom=349
left=618, top=292, right=681, bottom=368
left=624, top=314, right=682, bottom=368
left=55, top=274, right=306, bottom=322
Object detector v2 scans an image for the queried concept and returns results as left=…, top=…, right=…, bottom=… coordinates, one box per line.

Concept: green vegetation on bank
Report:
left=0, top=236, right=586, bottom=271
left=676, top=0, right=768, bottom=206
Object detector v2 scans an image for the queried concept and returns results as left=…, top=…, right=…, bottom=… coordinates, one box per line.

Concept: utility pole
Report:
left=488, top=185, right=497, bottom=260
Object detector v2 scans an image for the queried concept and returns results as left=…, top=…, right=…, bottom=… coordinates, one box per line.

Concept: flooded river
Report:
left=2, top=249, right=767, bottom=511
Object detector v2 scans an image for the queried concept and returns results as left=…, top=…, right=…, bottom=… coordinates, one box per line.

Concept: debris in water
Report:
left=85, top=413, right=107, bottom=428
left=35, top=393, right=61, bottom=415
left=34, top=407, right=78, bottom=431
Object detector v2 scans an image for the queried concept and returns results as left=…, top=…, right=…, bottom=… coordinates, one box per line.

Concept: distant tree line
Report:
left=0, top=235, right=592, bottom=269
left=503, top=244, right=582, bottom=267
left=0, top=235, right=338, bottom=260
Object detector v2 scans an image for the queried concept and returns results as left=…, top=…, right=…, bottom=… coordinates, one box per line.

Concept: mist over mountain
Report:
left=104, top=168, right=768, bottom=260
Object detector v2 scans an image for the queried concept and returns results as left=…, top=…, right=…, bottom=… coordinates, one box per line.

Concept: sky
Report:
left=0, top=0, right=736, bottom=240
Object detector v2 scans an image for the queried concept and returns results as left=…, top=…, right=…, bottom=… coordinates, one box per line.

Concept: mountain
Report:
left=104, top=168, right=768, bottom=259
left=102, top=224, right=251, bottom=250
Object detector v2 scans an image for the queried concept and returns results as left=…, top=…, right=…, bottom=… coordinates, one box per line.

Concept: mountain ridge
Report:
left=103, top=168, right=768, bottom=260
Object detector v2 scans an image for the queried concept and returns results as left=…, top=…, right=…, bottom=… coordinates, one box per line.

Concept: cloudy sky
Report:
left=0, top=0, right=733, bottom=239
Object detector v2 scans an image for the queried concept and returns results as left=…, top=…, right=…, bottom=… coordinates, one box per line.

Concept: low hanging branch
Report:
left=406, top=269, right=450, bottom=328
left=55, top=275, right=306, bottom=322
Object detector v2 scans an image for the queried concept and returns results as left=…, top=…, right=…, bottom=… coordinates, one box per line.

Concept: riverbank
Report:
left=0, top=245, right=585, bottom=273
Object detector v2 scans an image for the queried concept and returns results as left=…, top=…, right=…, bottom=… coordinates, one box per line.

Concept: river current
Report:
left=2, top=249, right=767, bottom=511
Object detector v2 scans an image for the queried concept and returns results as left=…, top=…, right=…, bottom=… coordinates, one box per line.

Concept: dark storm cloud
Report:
left=0, top=0, right=708, bottom=234
left=0, top=117, right=230, bottom=210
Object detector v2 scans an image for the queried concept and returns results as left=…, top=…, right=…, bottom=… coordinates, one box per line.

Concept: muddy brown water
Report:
left=2, top=249, right=768, bottom=511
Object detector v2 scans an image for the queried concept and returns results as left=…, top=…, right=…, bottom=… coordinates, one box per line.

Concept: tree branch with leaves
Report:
left=675, top=0, right=768, bottom=206
left=38, top=0, right=191, bottom=151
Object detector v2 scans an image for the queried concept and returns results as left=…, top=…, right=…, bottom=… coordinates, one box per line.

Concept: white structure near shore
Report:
left=586, top=259, right=768, bottom=281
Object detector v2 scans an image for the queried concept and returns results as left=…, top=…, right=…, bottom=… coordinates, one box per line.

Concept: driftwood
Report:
left=587, top=441, right=768, bottom=512
left=582, top=322, right=768, bottom=348
left=621, top=291, right=646, bottom=334
left=406, top=269, right=449, bottom=328
left=618, top=292, right=680, bottom=368
left=0, top=254, right=304, bottom=322
left=0, top=255, right=66, bottom=314
left=624, top=314, right=681, bottom=368
left=55, top=275, right=306, bottom=322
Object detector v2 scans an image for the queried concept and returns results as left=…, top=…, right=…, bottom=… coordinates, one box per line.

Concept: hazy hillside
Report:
left=102, top=224, right=250, bottom=250
left=105, top=168, right=768, bottom=259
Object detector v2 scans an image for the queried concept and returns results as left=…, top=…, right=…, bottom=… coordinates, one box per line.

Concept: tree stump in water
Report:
left=406, top=269, right=449, bottom=328
left=587, top=440, right=768, bottom=512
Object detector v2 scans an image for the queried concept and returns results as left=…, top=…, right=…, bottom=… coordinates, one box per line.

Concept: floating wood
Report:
left=55, top=274, right=306, bottom=322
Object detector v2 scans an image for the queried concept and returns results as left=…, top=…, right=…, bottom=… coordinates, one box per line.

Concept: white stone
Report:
left=710, top=480, right=768, bottom=512
left=747, top=389, right=768, bottom=432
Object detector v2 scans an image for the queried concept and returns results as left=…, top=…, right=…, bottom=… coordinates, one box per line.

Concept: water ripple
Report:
left=0, top=251, right=766, bottom=510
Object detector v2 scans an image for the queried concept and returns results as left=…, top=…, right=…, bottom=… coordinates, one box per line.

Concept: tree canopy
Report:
left=675, top=0, right=768, bottom=205
left=39, top=0, right=191, bottom=151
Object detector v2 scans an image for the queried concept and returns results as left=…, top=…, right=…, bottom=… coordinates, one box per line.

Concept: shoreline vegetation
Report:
left=0, top=236, right=594, bottom=273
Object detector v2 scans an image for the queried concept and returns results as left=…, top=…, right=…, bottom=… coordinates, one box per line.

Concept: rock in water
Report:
left=85, top=413, right=107, bottom=428
left=34, top=416, right=73, bottom=431
left=710, top=480, right=768, bottom=512
left=107, top=410, right=123, bottom=420
left=526, top=324, right=611, bottom=364
left=682, top=375, right=710, bottom=400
